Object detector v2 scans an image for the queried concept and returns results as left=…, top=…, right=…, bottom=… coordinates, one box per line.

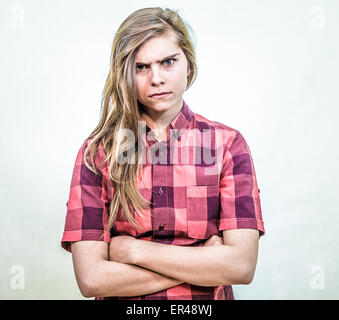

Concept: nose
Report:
left=150, top=66, right=165, bottom=86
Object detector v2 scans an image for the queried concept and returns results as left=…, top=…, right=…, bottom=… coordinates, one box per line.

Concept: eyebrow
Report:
left=135, top=53, right=181, bottom=65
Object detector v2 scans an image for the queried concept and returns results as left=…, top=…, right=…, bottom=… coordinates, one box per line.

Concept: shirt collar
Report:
left=144, top=99, right=193, bottom=141
left=170, top=99, right=193, bottom=133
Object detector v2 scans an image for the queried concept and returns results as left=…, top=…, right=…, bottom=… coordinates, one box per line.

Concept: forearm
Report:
left=132, top=240, right=247, bottom=287
left=92, top=260, right=184, bottom=298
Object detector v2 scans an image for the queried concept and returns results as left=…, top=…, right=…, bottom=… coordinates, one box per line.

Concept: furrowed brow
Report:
left=136, top=53, right=180, bottom=65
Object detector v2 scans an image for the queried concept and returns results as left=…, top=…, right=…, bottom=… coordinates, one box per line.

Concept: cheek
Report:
left=135, top=78, right=145, bottom=96
left=173, top=68, right=188, bottom=89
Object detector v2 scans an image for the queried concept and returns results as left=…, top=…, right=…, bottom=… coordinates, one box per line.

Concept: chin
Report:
left=150, top=105, right=171, bottom=113
left=146, top=100, right=172, bottom=111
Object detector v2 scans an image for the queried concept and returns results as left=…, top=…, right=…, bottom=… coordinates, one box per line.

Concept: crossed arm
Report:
left=71, top=229, right=259, bottom=298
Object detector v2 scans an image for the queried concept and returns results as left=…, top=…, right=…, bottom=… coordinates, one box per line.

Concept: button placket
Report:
left=151, top=141, right=170, bottom=237
left=159, top=151, right=165, bottom=164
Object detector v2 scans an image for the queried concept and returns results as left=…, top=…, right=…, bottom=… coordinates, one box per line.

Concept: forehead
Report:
left=135, top=31, right=182, bottom=62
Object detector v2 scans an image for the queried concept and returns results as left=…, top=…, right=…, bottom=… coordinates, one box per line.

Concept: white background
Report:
left=1, top=0, right=338, bottom=299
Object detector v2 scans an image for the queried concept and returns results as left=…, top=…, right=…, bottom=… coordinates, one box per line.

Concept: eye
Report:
left=136, top=64, right=147, bottom=72
left=163, top=58, right=176, bottom=66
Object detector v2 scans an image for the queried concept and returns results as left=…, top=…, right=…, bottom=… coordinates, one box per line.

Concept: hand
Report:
left=108, top=235, right=137, bottom=264
left=203, top=234, right=224, bottom=247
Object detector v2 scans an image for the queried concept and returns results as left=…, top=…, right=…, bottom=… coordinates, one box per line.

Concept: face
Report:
left=134, top=31, right=191, bottom=115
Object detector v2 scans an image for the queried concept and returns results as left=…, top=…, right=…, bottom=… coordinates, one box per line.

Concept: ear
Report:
left=187, top=64, right=191, bottom=77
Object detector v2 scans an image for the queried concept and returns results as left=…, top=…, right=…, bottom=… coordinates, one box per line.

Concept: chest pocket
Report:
left=186, top=185, right=220, bottom=239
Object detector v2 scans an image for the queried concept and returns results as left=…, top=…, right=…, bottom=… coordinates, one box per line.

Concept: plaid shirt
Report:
left=61, top=100, right=265, bottom=300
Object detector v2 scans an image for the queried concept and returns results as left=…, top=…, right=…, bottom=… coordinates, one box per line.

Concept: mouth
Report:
left=149, top=92, right=171, bottom=98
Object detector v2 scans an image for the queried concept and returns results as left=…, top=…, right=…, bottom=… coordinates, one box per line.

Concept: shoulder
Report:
left=191, top=111, right=241, bottom=148
left=76, top=138, right=108, bottom=176
left=192, top=111, right=238, bottom=134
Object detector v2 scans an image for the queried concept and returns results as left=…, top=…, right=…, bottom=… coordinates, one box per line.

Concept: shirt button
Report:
left=159, top=224, right=164, bottom=231
left=158, top=187, right=164, bottom=195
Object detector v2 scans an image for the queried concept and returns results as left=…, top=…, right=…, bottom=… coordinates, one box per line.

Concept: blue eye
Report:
left=164, top=58, right=175, bottom=66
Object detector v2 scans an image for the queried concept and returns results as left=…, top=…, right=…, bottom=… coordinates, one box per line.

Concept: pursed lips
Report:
left=149, top=92, right=171, bottom=97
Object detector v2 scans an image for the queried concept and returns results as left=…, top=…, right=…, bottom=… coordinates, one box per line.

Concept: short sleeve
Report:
left=218, top=131, right=265, bottom=237
left=61, top=140, right=111, bottom=252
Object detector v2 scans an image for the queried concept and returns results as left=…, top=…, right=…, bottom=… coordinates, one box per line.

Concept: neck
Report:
left=140, top=99, right=183, bottom=131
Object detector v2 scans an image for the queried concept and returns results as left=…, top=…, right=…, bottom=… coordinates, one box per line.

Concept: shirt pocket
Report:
left=186, top=185, right=220, bottom=239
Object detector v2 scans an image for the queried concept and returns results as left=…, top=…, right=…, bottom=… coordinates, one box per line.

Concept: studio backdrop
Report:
left=1, top=0, right=338, bottom=299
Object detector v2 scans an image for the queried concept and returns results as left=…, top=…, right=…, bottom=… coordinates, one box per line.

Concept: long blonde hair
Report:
left=83, top=7, right=198, bottom=233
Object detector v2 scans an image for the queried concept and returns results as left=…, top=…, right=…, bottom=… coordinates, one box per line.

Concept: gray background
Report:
left=1, top=0, right=338, bottom=299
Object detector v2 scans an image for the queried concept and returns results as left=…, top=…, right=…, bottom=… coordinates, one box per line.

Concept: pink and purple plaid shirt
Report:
left=61, top=100, right=265, bottom=300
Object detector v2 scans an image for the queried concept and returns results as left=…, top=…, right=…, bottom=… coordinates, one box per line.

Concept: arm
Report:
left=72, top=234, right=225, bottom=298
left=109, top=229, right=259, bottom=287
left=71, top=240, right=184, bottom=298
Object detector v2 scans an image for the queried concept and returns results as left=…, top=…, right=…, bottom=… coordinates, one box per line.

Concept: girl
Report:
left=61, top=7, right=265, bottom=300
